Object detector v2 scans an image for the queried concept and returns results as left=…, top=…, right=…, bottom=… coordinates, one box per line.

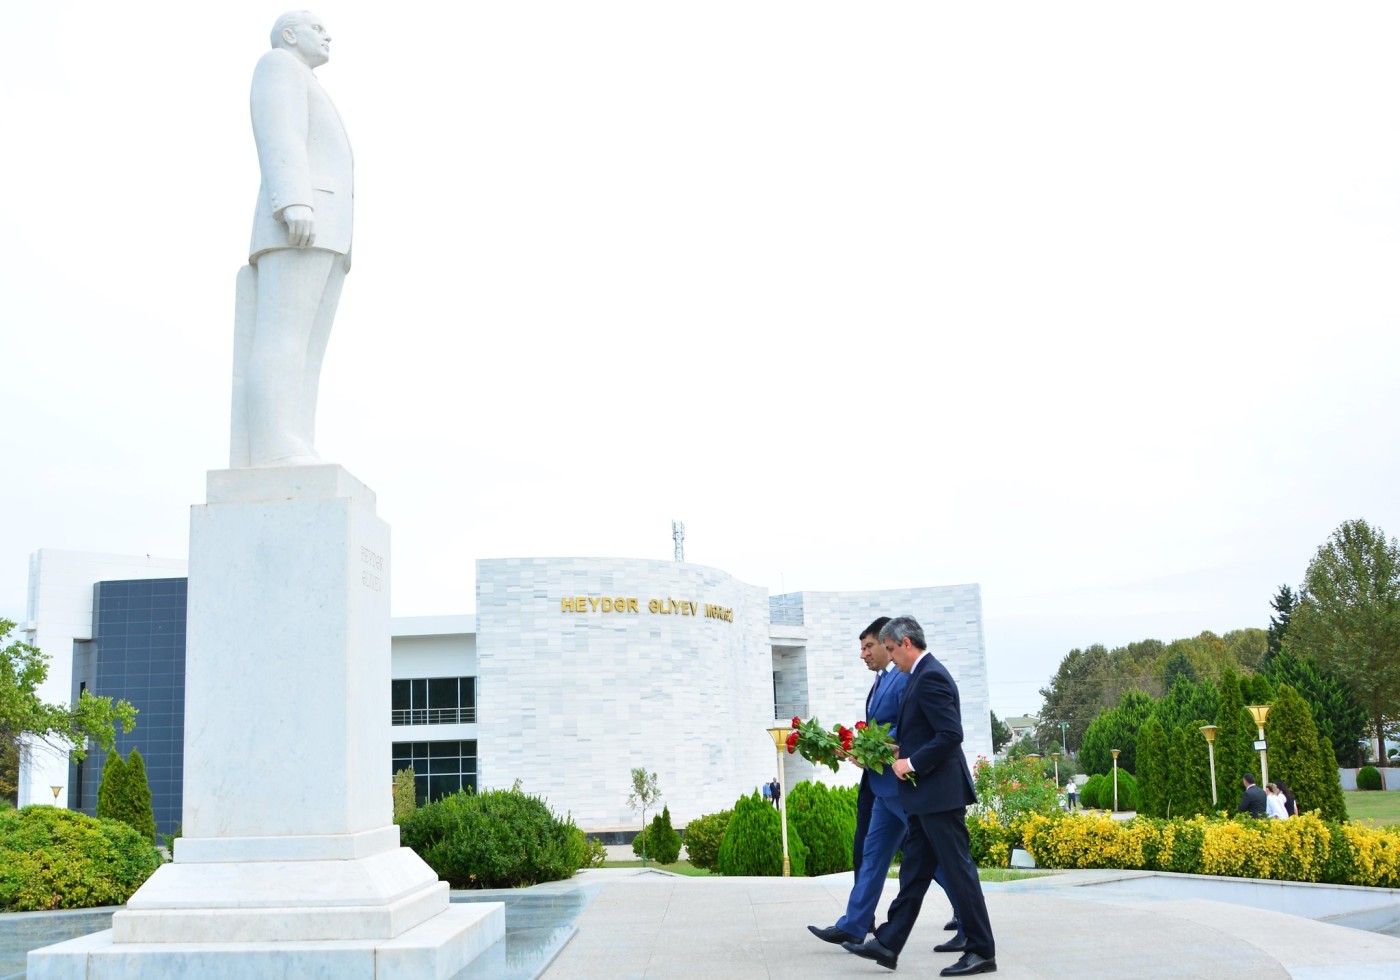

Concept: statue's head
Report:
left=271, top=11, right=331, bottom=69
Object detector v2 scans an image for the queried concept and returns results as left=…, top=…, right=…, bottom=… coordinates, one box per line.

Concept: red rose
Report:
left=786, top=731, right=800, bottom=753
left=855, top=721, right=868, bottom=731
left=792, top=716, right=802, bottom=728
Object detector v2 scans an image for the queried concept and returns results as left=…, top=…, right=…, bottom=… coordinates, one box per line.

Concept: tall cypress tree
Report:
left=122, top=748, right=158, bottom=842
left=1312, top=738, right=1348, bottom=822
left=1174, top=722, right=1214, bottom=817
left=95, top=747, right=127, bottom=823
left=1137, top=717, right=1168, bottom=818
left=1215, top=666, right=1258, bottom=802
left=1266, top=584, right=1296, bottom=667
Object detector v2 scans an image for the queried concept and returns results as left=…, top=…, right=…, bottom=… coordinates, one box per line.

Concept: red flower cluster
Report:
left=837, top=725, right=854, bottom=752
left=785, top=730, right=800, bottom=753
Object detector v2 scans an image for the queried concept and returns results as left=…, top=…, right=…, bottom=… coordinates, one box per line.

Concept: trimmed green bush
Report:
left=393, top=768, right=417, bottom=824
left=400, top=784, right=582, bottom=888
left=95, top=748, right=125, bottom=824
left=681, top=809, right=731, bottom=871
left=1079, top=773, right=1107, bottom=809
left=1357, top=765, right=1382, bottom=791
left=786, top=781, right=855, bottom=876
left=0, top=806, right=161, bottom=910
left=644, top=806, right=682, bottom=865
left=716, top=792, right=807, bottom=876
left=96, top=748, right=156, bottom=842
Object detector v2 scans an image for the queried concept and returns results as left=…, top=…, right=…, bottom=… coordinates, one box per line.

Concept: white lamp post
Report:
left=1111, top=749, right=1121, bottom=813
left=1247, top=705, right=1271, bottom=787
left=1200, top=725, right=1219, bottom=807
left=766, top=726, right=793, bottom=877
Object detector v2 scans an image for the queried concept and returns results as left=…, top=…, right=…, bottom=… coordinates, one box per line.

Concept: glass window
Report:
left=390, top=677, right=477, bottom=725
left=391, top=679, right=411, bottom=712
left=391, top=740, right=477, bottom=804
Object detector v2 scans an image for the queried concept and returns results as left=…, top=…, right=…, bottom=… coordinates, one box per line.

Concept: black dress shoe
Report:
left=808, top=924, right=862, bottom=945
left=841, top=937, right=898, bottom=970
left=941, top=952, right=997, bottom=976
left=934, top=936, right=967, bottom=953
left=944, top=918, right=960, bottom=931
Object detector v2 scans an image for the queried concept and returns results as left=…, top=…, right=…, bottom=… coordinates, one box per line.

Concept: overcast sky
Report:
left=4, top=3, right=1399, bottom=719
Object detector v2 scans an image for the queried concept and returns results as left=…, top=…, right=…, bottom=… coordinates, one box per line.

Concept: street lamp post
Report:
left=1060, top=721, right=1070, bottom=757
left=1199, top=725, right=1219, bottom=807
left=765, top=726, right=793, bottom=877
left=1111, top=749, right=1121, bottom=813
left=1247, top=705, right=1271, bottom=787
left=50, top=785, right=62, bottom=805
left=1050, top=752, right=1060, bottom=788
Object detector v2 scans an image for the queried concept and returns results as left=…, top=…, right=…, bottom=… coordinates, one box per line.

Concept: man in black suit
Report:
left=843, top=616, right=996, bottom=977
left=1237, top=774, right=1267, bottom=818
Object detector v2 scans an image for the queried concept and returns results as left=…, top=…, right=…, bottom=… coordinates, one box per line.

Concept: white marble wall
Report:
left=476, top=557, right=773, bottom=828
left=778, top=585, right=993, bottom=789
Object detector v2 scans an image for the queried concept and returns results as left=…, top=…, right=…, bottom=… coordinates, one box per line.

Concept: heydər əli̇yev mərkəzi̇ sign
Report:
left=560, top=596, right=734, bottom=621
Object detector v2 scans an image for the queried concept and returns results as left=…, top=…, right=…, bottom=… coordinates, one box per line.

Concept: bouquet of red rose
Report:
left=786, top=716, right=906, bottom=779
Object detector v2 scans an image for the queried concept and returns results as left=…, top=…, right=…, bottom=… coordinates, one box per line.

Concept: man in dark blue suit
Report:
left=843, top=616, right=996, bottom=977
left=807, top=617, right=910, bottom=944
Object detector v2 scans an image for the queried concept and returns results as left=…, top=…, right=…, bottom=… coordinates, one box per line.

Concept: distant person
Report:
left=1065, top=777, right=1078, bottom=812
left=1237, top=774, right=1267, bottom=818
left=761, top=781, right=771, bottom=803
left=770, top=778, right=781, bottom=809
left=1265, top=782, right=1290, bottom=820
left=1275, top=778, right=1298, bottom=816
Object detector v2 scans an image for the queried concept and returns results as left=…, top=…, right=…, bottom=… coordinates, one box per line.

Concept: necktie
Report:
left=866, top=670, right=881, bottom=716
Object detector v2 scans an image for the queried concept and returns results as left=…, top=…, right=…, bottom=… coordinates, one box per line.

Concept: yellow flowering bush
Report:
left=1339, top=823, right=1400, bottom=888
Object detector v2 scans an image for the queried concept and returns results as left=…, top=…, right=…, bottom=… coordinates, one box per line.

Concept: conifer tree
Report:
left=1312, top=737, right=1348, bottom=821
left=95, top=747, right=127, bottom=823
left=1136, top=717, right=1168, bottom=817
left=122, top=748, right=158, bottom=842
left=716, top=792, right=807, bottom=876
left=1176, top=722, right=1215, bottom=816
left=1214, top=667, right=1258, bottom=797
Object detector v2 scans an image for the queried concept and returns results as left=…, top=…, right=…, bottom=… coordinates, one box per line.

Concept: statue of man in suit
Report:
left=231, top=10, right=353, bottom=467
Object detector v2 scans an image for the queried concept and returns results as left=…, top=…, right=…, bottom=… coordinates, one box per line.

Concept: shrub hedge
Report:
left=717, top=791, right=807, bottom=876
left=786, top=781, right=855, bottom=876
left=1356, top=765, right=1383, bottom=791
left=633, top=806, right=681, bottom=864
left=681, top=809, right=731, bottom=871
left=0, top=806, right=161, bottom=910
left=1020, top=811, right=1400, bottom=887
left=400, top=784, right=584, bottom=888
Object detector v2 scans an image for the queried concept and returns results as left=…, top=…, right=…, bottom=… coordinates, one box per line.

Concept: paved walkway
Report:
left=542, top=869, right=1400, bottom=979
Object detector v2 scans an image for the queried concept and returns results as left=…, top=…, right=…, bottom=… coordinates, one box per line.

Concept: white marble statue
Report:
left=230, top=10, right=352, bottom=468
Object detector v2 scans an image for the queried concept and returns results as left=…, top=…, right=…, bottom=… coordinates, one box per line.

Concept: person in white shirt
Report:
left=1265, top=782, right=1290, bottom=820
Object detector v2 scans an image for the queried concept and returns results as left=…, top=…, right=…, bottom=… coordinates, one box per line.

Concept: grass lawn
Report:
left=601, top=860, right=712, bottom=876
left=1344, top=790, right=1400, bottom=828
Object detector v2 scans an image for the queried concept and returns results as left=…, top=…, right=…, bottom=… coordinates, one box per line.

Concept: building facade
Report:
left=17, top=550, right=991, bottom=833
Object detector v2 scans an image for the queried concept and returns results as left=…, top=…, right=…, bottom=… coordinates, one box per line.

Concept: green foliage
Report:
left=1288, top=519, right=1400, bottom=763
left=393, top=768, right=417, bottom=825
left=716, top=792, right=807, bottom=876
left=1079, top=773, right=1107, bottom=809
left=1113, top=770, right=1141, bottom=811
left=785, top=781, right=855, bottom=876
left=0, top=621, right=137, bottom=769
left=1214, top=666, right=1259, bottom=790
left=682, top=810, right=731, bottom=872
left=971, top=754, right=1064, bottom=826
left=1265, top=685, right=1347, bottom=821
left=1171, top=723, right=1215, bottom=817
left=95, top=748, right=156, bottom=841
left=1314, top=738, right=1349, bottom=821
left=990, top=711, right=1013, bottom=753
left=0, top=805, right=160, bottom=910
left=1151, top=676, right=1219, bottom=734
left=639, top=806, right=681, bottom=864
left=400, top=784, right=582, bottom=888
left=1162, top=650, right=1198, bottom=690
left=95, top=748, right=125, bottom=823
left=1357, top=765, right=1383, bottom=791
left=1265, top=650, right=1368, bottom=767
left=580, top=833, right=607, bottom=868
left=626, top=768, right=662, bottom=861
left=1079, top=690, right=1153, bottom=776
left=1137, top=717, right=1169, bottom=818
left=1267, top=584, right=1297, bottom=665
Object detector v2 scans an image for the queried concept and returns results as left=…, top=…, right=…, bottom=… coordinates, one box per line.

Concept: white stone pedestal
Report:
left=29, top=465, right=502, bottom=979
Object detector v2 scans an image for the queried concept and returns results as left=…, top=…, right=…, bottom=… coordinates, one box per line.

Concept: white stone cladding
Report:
left=773, top=585, right=993, bottom=792
left=475, top=557, right=773, bottom=827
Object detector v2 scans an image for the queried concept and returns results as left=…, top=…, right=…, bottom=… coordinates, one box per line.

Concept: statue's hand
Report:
left=281, top=205, right=316, bottom=247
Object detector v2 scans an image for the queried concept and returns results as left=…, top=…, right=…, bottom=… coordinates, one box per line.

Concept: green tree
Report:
left=643, top=806, right=681, bottom=865
left=1264, top=684, right=1345, bottom=821
left=680, top=809, right=731, bottom=872
left=393, top=767, right=417, bottom=824
left=1169, top=722, right=1213, bottom=817
left=716, top=791, right=807, bottom=876
left=122, top=748, right=157, bottom=842
left=95, top=748, right=127, bottom=823
left=1, top=621, right=137, bottom=800
left=1287, top=519, right=1400, bottom=763
left=1243, top=673, right=1275, bottom=705
left=1136, top=717, right=1169, bottom=818
left=1214, top=666, right=1258, bottom=795
left=1266, top=584, right=1297, bottom=667
left=1034, top=644, right=1111, bottom=755
left=785, top=781, right=854, bottom=876
left=990, top=711, right=1013, bottom=754
left=1151, top=676, right=1219, bottom=734
left=1314, top=737, right=1349, bottom=820
left=626, top=768, right=662, bottom=866
left=1162, top=650, right=1198, bottom=691
left=1265, top=651, right=1367, bottom=766
left=1079, top=690, right=1153, bottom=775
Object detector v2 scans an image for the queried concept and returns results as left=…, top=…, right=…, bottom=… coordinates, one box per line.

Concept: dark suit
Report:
left=873, top=652, right=994, bottom=960
left=1238, top=783, right=1267, bottom=818
left=836, top=666, right=909, bottom=938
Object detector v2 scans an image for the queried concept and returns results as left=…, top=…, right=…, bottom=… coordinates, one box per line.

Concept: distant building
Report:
left=18, top=550, right=992, bottom=834
left=1004, top=714, right=1040, bottom=748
